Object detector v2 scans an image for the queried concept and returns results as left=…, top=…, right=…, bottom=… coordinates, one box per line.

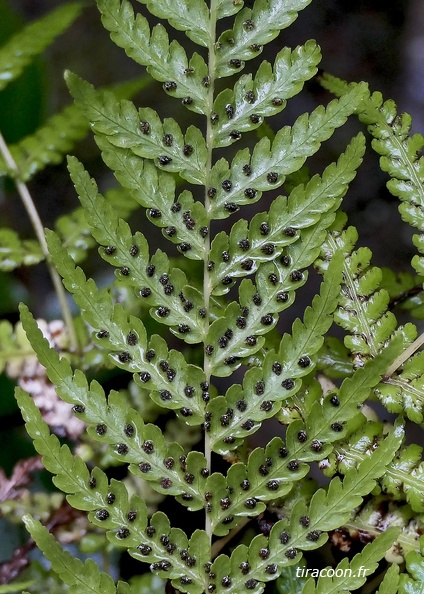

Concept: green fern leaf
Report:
left=208, top=424, right=402, bottom=594
left=320, top=73, right=424, bottom=278
left=208, top=251, right=343, bottom=451
left=212, top=40, right=321, bottom=147
left=215, top=0, right=313, bottom=78
left=209, top=133, right=365, bottom=291
left=23, top=515, right=117, bottom=594
left=16, top=388, right=209, bottom=593
left=381, top=439, right=424, bottom=513
left=96, top=0, right=209, bottom=114
left=137, top=0, right=210, bottom=47
left=317, top=212, right=417, bottom=361
left=18, top=305, right=210, bottom=509
left=209, top=83, right=368, bottom=219
left=54, top=188, right=140, bottom=264
left=301, top=528, right=400, bottom=594
left=290, top=341, right=404, bottom=449
left=399, top=542, right=424, bottom=594
left=0, top=228, right=43, bottom=271
left=316, top=214, right=396, bottom=358
left=0, top=78, right=149, bottom=182
left=95, top=138, right=208, bottom=261
left=307, top=424, right=403, bottom=532
left=65, top=158, right=207, bottom=342
left=44, top=232, right=208, bottom=420
left=216, top=0, right=244, bottom=20
left=206, top=212, right=338, bottom=377
left=376, top=348, right=424, bottom=423
left=208, top=344, right=404, bottom=535
left=66, top=72, right=207, bottom=185
left=316, top=212, right=424, bottom=421
left=131, top=516, right=210, bottom=594
left=0, top=3, right=83, bottom=92
left=376, top=564, right=400, bottom=594
left=323, top=418, right=424, bottom=513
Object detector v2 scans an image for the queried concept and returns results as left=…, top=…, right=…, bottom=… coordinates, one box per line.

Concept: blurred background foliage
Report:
left=0, top=0, right=423, bottom=587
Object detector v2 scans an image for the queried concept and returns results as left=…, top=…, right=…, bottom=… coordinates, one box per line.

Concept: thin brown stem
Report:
left=384, top=331, right=424, bottom=378
left=0, top=132, right=78, bottom=352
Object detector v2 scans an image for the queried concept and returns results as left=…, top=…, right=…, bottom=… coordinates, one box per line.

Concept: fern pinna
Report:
left=13, top=1, right=424, bottom=593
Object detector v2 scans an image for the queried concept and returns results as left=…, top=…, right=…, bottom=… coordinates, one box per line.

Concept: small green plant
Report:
left=3, top=1, right=424, bottom=593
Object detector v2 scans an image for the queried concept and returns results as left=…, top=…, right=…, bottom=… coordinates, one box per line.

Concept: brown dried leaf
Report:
left=0, top=456, right=43, bottom=504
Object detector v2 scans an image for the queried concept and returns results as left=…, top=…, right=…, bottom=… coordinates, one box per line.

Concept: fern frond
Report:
left=316, top=212, right=424, bottom=421
left=382, top=444, right=424, bottom=513
left=215, top=0, right=313, bottom=78
left=0, top=3, right=83, bottom=92
left=290, top=340, right=403, bottom=445
left=19, top=305, right=210, bottom=508
left=208, top=251, right=343, bottom=451
left=96, top=0, right=209, bottom=114
left=0, top=78, right=148, bottom=183
left=216, top=0, right=244, bottom=20
left=209, top=83, right=368, bottom=219
left=21, top=254, right=207, bottom=426
left=66, top=72, right=207, bottom=185
left=206, top=346, right=402, bottom=537
left=376, top=342, right=424, bottom=423
left=399, top=543, right=424, bottom=594
left=0, top=228, right=43, bottom=271
left=382, top=439, right=424, bottom=512
left=335, top=495, right=423, bottom=562
left=136, top=0, right=210, bottom=47
left=54, top=187, right=139, bottom=264
left=290, top=420, right=400, bottom=538
left=66, top=158, right=207, bottom=341
left=16, top=388, right=209, bottom=594
left=94, top=138, right=208, bottom=261
left=320, top=73, right=424, bottom=278
left=376, top=564, right=400, bottom=594
left=316, top=213, right=416, bottom=359
left=301, top=528, right=400, bottom=594
left=209, top=425, right=402, bottom=594
left=206, top=210, right=338, bottom=377
left=322, top=418, right=424, bottom=513
left=212, top=41, right=321, bottom=148
left=210, top=133, right=365, bottom=291
left=23, top=515, right=117, bottom=594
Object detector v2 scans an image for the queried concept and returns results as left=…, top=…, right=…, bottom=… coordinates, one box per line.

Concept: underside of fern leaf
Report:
left=13, top=1, right=424, bottom=593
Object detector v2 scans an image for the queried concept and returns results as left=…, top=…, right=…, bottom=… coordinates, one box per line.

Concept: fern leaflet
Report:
left=16, top=388, right=209, bottom=594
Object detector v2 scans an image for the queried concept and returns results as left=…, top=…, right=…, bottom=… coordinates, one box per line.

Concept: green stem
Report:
left=203, top=0, right=218, bottom=542
left=0, top=132, right=79, bottom=353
